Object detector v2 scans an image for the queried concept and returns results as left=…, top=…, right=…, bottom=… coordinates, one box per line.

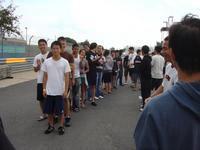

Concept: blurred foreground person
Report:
left=134, top=14, right=200, bottom=150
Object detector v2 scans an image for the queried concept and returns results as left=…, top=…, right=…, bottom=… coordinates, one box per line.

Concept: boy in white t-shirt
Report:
left=33, top=39, right=49, bottom=121
left=42, top=41, right=71, bottom=135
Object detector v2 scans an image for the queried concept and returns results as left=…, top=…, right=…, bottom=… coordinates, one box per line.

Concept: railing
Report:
left=0, top=57, right=34, bottom=73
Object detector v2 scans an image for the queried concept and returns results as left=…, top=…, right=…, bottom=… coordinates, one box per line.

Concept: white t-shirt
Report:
left=41, top=57, right=71, bottom=96
left=33, top=52, right=49, bottom=83
left=128, top=53, right=136, bottom=68
left=162, top=62, right=178, bottom=92
left=151, top=54, right=165, bottom=79
left=74, top=55, right=80, bottom=78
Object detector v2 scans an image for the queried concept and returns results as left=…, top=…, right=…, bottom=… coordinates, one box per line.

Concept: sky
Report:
left=5, top=0, right=200, bottom=49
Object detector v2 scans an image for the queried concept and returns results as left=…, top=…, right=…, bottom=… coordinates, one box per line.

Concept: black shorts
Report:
left=44, top=95, right=64, bottom=115
left=129, top=68, right=135, bottom=76
left=103, top=72, right=112, bottom=83
left=112, top=70, right=117, bottom=76
left=37, top=83, right=45, bottom=101
left=87, top=72, right=96, bottom=86
left=151, top=78, right=163, bottom=90
left=124, top=68, right=129, bottom=77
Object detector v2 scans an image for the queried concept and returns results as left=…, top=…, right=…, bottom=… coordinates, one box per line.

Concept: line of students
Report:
left=122, top=41, right=178, bottom=112
left=33, top=37, right=125, bottom=135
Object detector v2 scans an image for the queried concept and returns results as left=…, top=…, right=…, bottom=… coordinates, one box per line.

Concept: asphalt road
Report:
left=0, top=80, right=140, bottom=150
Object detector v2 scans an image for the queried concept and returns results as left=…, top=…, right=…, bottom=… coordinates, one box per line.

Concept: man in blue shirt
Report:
left=134, top=14, right=200, bottom=150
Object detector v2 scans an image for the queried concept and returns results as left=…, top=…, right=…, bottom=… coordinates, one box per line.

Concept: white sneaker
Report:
left=94, top=96, right=99, bottom=100
left=138, top=96, right=142, bottom=100
left=139, top=108, right=144, bottom=112
left=99, top=96, right=104, bottom=99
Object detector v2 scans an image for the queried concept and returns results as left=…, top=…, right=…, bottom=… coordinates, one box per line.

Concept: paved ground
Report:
left=0, top=79, right=141, bottom=150
left=0, top=70, right=36, bottom=88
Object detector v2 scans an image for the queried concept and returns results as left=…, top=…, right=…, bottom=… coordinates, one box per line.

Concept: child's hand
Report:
left=43, top=89, right=47, bottom=97
left=63, top=90, right=68, bottom=98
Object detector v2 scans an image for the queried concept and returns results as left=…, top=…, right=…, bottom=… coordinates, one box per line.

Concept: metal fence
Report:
left=0, top=57, right=34, bottom=73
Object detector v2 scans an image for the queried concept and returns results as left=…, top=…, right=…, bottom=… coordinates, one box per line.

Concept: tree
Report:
left=0, top=1, right=20, bottom=36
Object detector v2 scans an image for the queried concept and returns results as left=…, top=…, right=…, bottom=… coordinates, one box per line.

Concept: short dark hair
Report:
left=79, top=49, right=85, bottom=54
left=38, top=39, right=47, bottom=45
left=136, top=49, right=141, bottom=54
left=129, top=47, right=134, bottom=51
left=90, top=42, right=97, bottom=50
left=57, top=36, right=66, bottom=42
left=141, top=45, right=150, bottom=54
left=104, top=50, right=110, bottom=57
left=154, top=45, right=162, bottom=53
left=51, top=41, right=62, bottom=49
left=164, top=36, right=169, bottom=41
left=72, top=43, right=79, bottom=49
left=169, top=14, right=200, bottom=73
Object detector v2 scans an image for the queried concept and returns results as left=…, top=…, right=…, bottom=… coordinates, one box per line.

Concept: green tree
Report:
left=0, top=1, right=20, bottom=36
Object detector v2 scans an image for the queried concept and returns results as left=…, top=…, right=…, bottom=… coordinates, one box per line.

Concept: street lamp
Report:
left=25, top=27, right=28, bottom=44
left=29, top=35, right=34, bottom=46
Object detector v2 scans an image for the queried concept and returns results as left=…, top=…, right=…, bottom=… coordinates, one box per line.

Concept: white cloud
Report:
left=13, top=0, right=200, bottom=48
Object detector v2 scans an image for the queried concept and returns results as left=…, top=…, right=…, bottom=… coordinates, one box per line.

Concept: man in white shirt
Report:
left=151, top=45, right=165, bottom=90
left=71, top=43, right=81, bottom=112
left=145, top=37, right=178, bottom=104
left=128, top=47, right=136, bottom=87
left=33, top=39, right=49, bottom=121
left=42, top=41, right=71, bottom=135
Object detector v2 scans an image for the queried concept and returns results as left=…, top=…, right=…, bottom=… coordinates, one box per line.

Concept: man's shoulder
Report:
left=44, top=57, right=52, bottom=63
left=145, top=91, right=176, bottom=115
left=34, top=53, right=42, bottom=59
left=60, top=57, right=69, bottom=63
left=61, top=51, right=74, bottom=62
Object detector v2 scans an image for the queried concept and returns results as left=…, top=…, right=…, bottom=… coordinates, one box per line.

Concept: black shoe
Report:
left=91, top=102, right=97, bottom=106
left=64, top=117, right=71, bottom=127
left=58, top=126, right=65, bottom=135
left=44, top=125, right=54, bottom=134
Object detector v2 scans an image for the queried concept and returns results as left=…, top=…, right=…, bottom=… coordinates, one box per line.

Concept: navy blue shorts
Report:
left=37, top=83, right=45, bottom=101
left=87, top=72, right=96, bottom=86
left=44, top=95, right=64, bottom=115
left=103, top=72, right=112, bottom=83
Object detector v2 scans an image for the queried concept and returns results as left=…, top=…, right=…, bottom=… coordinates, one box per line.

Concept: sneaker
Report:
left=44, top=125, right=54, bottom=134
left=99, top=95, right=104, bottom=99
left=124, top=82, right=128, bottom=85
left=138, top=96, right=142, bottom=100
left=37, top=115, right=47, bottom=121
left=139, top=108, right=144, bottom=112
left=73, top=107, right=80, bottom=112
left=58, top=126, right=65, bottom=135
left=91, top=102, right=97, bottom=106
left=94, top=96, right=99, bottom=100
left=64, top=117, right=71, bottom=127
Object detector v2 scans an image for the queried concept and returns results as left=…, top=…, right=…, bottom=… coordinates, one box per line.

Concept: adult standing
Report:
left=86, top=42, right=100, bottom=106
left=71, top=43, right=81, bottom=112
left=33, top=39, right=49, bottom=121
left=151, top=45, right=165, bottom=90
left=139, top=45, right=152, bottom=111
left=47, top=36, right=74, bottom=127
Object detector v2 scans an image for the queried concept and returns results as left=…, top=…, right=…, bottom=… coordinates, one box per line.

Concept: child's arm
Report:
left=43, top=72, right=48, bottom=97
left=63, top=72, right=69, bottom=98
